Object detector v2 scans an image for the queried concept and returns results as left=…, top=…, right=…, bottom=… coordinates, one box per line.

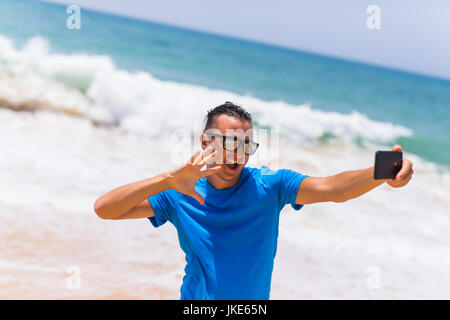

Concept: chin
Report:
left=217, top=164, right=243, bottom=180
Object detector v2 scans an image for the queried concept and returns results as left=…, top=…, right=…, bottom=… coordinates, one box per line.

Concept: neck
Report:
left=206, top=171, right=242, bottom=190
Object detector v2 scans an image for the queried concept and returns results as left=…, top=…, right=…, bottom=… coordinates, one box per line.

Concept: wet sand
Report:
left=1, top=108, right=450, bottom=299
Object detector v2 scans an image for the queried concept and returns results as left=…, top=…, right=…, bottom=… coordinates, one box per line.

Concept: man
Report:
left=94, top=101, right=414, bottom=299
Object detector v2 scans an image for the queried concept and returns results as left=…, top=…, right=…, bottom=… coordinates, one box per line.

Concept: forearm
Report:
left=329, top=167, right=385, bottom=202
left=94, top=171, right=173, bottom=219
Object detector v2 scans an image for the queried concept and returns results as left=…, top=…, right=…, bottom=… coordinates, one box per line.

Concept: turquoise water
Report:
left=1, top=0, right=449, bottom=166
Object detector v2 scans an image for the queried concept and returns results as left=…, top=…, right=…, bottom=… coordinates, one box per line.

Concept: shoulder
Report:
left=248, top=165, right=284, bottom=177
left=246, top=165, right=284, bottom=187
left=249, top=166, right=308, bottom=185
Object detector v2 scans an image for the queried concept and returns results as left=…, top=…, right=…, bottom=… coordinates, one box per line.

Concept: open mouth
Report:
left=226, top=163, right=238, bottom=170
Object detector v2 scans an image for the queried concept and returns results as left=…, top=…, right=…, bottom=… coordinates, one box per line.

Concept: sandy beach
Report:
left=1, top=107, right=449, bottom=299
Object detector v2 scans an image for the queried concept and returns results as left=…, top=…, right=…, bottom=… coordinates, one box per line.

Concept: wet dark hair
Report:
left=203, top=101, right=252, bottom=132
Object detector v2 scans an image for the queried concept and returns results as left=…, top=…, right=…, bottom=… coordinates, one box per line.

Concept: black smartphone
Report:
left=374, top=151, right=403, bottom=180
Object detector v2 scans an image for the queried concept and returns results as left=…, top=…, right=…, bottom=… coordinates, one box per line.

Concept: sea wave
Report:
left=0, top=35, right=413, bottom=144
left=1, top=34, right=450, bottom=300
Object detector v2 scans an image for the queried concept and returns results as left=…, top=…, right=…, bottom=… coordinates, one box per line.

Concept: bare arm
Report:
left=94, top=146, right=220, bottom=220
left=297, top=167, right=384, bottom=204
left=296, top=145, right=414, bottom=205
left=94, top=173, right=171, bottom=220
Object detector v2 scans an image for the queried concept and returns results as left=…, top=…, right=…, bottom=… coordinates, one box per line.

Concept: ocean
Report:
left=0, top=0, right=449, bottom=299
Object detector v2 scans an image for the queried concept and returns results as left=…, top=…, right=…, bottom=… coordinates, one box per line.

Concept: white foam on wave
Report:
left=0, top=35, right=412, bottom=144
left=0, top=107, right=448, bottom=299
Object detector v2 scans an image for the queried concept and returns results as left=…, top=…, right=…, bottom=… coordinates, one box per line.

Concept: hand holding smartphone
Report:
left=374, top=150, right=403, bottom=180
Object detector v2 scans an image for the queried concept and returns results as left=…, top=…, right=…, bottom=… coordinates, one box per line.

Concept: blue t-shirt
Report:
left=147, top=166, right=308, bottom=300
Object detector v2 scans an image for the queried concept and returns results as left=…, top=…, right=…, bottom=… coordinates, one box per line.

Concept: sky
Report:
left=43, top=0, right=450, bottom=80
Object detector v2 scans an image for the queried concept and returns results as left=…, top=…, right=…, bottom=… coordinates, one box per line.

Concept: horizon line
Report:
left=41, top=0, right=450, bottom=83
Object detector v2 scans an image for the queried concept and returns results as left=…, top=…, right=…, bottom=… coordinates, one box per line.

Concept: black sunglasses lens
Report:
left=207, top=134, right=258, bottom=155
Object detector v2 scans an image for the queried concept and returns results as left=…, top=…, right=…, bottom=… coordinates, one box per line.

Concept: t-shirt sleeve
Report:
left=273, top=168, right=309, bottom=211
left=147, top=190, right=173, bottom=228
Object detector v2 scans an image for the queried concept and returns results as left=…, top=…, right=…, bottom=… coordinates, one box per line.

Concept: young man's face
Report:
left=201, top=114, right=254, bottom=182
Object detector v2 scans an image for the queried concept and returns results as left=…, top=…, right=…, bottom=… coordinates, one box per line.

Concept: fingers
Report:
left=406, top=172, right=413, bottom=184
left=397, top=167, right=414, bottom=182
left=391, top=158, right=413, bottom=187
left=193, top=145, right=215, bottom=166
left=199, top=165, right=222, bottom=177
left=188, top=150, right=201, bottom=164
left=392, top=144, right=403, bottom=152
left=404, top=169, right=414, bottom=182
left=396, top=159, right=413, bottom=180
left=199, top=150, right=217, bottom=167
left=405, top=164, right=414, bottom=180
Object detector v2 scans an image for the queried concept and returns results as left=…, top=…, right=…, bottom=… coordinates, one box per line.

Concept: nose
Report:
left=224, top=150, right=243, bottom=164
left=232, top=148, right=246, bottom=164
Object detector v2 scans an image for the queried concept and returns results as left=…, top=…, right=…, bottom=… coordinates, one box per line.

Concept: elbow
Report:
left=94, top=198, right=109, bottom=219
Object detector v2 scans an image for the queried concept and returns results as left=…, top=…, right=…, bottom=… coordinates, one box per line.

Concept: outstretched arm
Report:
left=296, top=145, right=414, bottom=205
left=94, top=146, right=220, bottom=220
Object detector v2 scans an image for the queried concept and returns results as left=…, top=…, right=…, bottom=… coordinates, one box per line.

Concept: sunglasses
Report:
left=204, top=132, right=259, bottom=155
